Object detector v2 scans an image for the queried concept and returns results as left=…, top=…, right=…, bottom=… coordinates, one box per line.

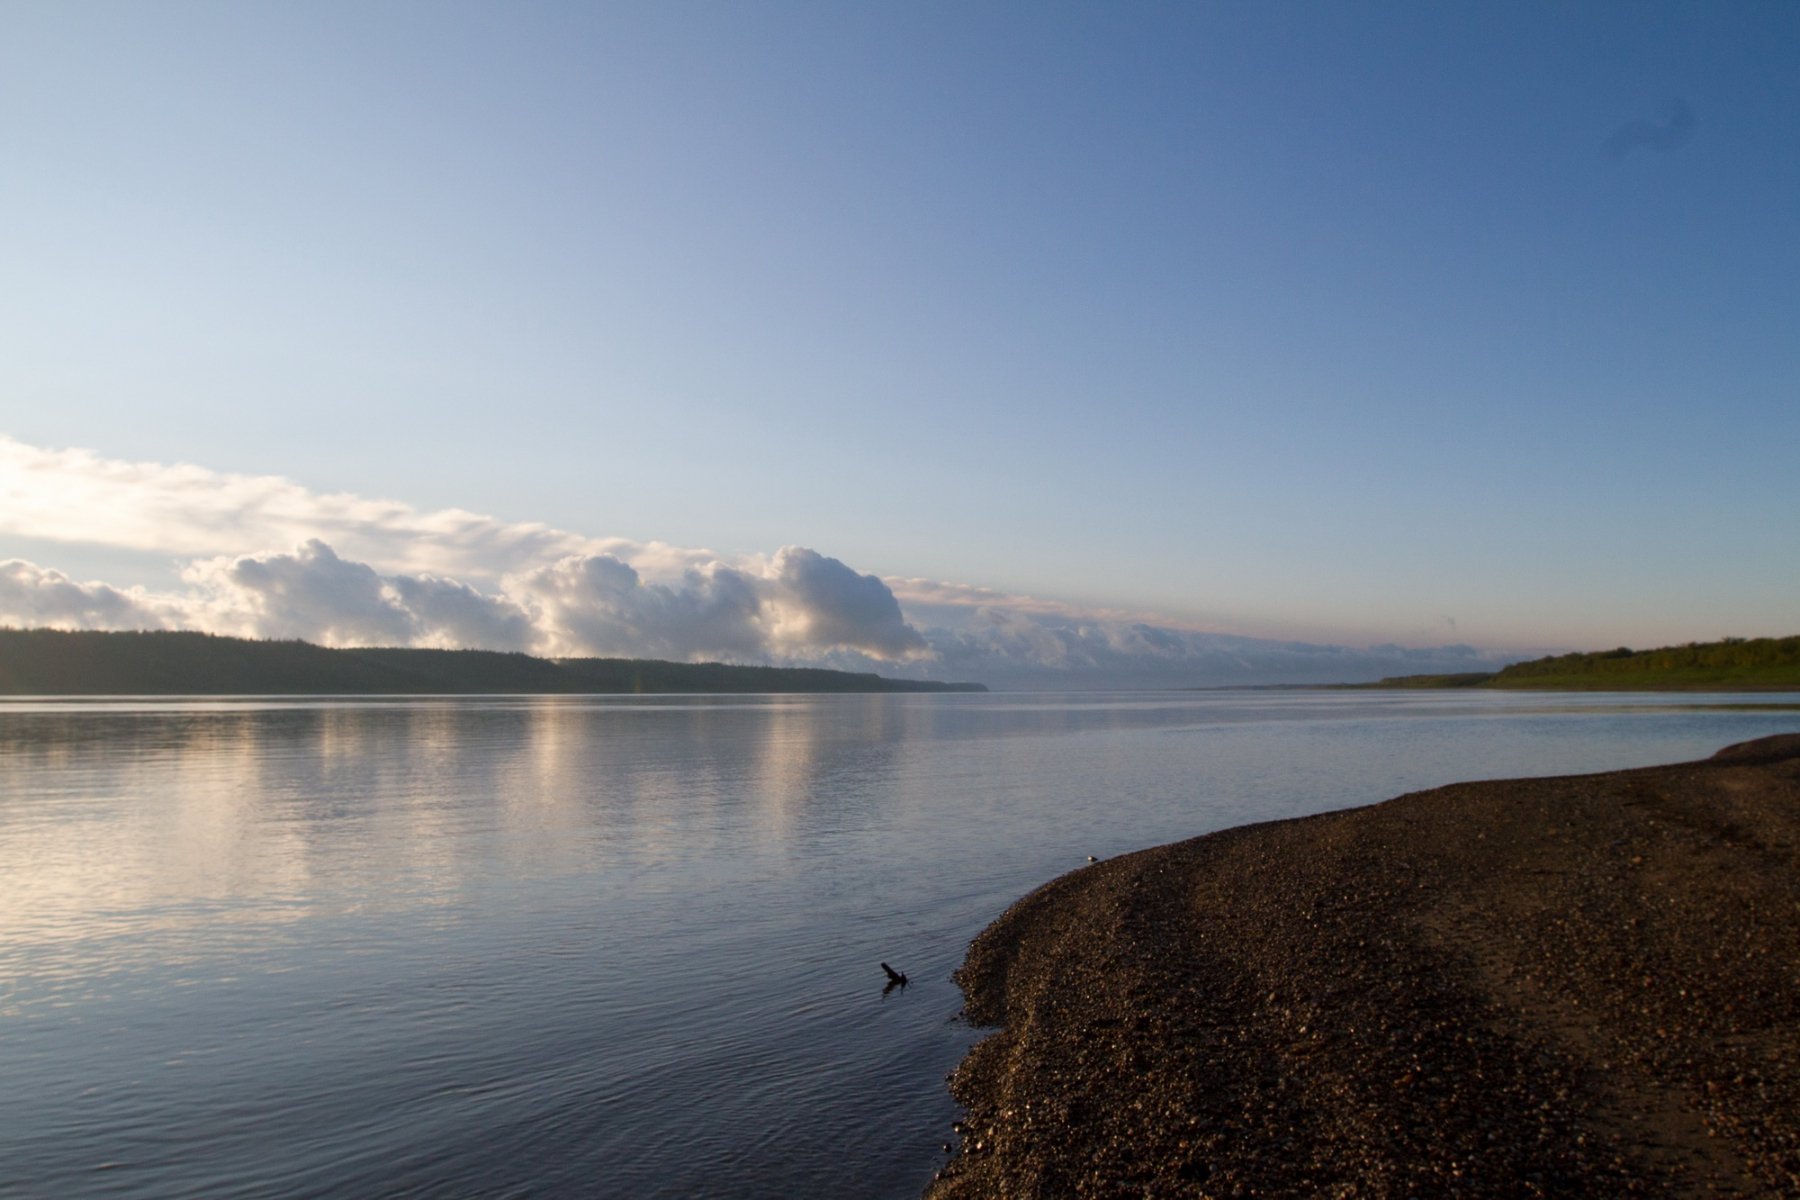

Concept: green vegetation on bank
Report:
left=1366, top=636, right=1800, bottom=691
left=0, top=629, right=987, bottom=695
left=1361, top=672, right=1496, bottom=689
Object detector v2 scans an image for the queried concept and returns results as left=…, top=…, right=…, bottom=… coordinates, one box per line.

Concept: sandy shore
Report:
left=927, top=734, right=1800, bottom=1197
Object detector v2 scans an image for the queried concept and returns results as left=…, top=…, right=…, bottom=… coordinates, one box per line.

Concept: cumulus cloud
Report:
left=0, top=436, right=1519, bottom=686
left=0, top=539, right=934, bottom=665
left=1, top=544, right=1512, bottom=686
left=166, top=540, right=534, bottom=650
left=509, top=554, right=768, bottom=659
left=770, top=548, right=927, bottom=659
left=505, top=546, right=933, bottom=661
left=183, top=540, right=419, bottom=646
left=0, top=560, right=174, bottom=631
left=388, top=573, right=537, bottom=651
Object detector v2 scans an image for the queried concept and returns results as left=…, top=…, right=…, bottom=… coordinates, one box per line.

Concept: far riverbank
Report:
left=1352, top=635, right=1800, bottom=692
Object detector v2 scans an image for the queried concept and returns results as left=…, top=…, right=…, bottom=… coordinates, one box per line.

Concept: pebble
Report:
left=927, top=733, right=1800, bottom=1198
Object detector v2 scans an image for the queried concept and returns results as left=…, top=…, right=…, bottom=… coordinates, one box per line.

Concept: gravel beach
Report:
left=928, top=733, right=1800, bottom=1198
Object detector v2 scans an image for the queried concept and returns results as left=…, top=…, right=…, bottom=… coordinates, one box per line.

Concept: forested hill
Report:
left=0, top=629, right=988, bottom=695
left=1369, top=635, right=1800, bottom=691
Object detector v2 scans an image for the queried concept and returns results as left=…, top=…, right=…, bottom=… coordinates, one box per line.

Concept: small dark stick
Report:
left=881, top=962, right=908, bottom=987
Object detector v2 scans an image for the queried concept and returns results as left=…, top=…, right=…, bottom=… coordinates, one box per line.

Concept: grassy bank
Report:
left=1366, top=636, right=1800, bottom=691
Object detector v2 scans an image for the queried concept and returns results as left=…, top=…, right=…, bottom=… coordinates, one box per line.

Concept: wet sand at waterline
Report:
left=932, top=734, right=1800, bottom=1197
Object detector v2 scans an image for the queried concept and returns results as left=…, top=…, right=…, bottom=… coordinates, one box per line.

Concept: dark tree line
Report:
left=1492, top=636, right=1800, bottom=683
left=0, top=629, right=986, bottom=695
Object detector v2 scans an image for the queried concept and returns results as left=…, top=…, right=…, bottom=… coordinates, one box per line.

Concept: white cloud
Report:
left=0, top=435, right=631, bottom=580
left=509, top=554, right=768, bottom=659
left=0, top=436, right=1518, bottom=685
left=1, top=545, right=1509, bottom=685
left=388, top=573, right=537, bottom=651
left=182, top=540, right=418, bottom=646
left=0, top=540, right=937, bottom=665
left=0, top=560, right=175, bottom=631
left=177, top=540, right=537, bottom=650
left=506, top=547, right=934, bottom=661
left=910, top=608, right=1501, bottom=688
left=769, top=547, right=927, bottom=659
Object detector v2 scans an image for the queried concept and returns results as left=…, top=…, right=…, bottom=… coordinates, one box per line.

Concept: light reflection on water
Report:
left=2, top=690, right=1797, bottom=1198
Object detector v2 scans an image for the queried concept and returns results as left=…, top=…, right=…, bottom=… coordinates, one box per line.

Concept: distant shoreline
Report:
left=0, top=629, right=987, bottom=695
left=1345, top=635, right=1800, bottom=693
left=929, top=733, right=1800, bottom=1196
left=1345, top=678, right=1800, bottom=693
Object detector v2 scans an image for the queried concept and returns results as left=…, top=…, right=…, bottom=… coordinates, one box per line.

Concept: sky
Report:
left=2, top=2, right=1796, bottom=687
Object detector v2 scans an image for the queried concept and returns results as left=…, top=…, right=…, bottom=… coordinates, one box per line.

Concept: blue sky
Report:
left=2, top=3, right=1796, bottom=685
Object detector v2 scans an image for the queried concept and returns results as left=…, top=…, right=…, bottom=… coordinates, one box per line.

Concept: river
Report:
left=3, top=689, right=1795, bottom=1198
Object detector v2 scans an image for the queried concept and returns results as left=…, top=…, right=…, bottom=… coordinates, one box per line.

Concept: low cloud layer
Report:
left=0, top=559, right=174, bottom=631
left=913, top=608, right=1499, bottom=689
left=181, top=541, right=538, bottom=650
left=1, top=539, right=939, bottom=667
left=2, top=544, right=1507, bottom=686
left=0, top=436, right=1516, bottom=687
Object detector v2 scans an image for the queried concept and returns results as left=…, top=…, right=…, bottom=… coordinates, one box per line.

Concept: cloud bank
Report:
left=0, top=437, right=1512, bottom=686
left=0, top=559, right=174, bottom=631
left=913, top=608, right=1497, bottom=690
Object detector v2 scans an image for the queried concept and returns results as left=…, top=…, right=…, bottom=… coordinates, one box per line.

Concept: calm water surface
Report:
left=3, top=690, right=1797, bottom=1198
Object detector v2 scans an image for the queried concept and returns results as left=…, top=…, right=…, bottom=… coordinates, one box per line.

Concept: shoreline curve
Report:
left=928, top=733, right=1800, bottom=1197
